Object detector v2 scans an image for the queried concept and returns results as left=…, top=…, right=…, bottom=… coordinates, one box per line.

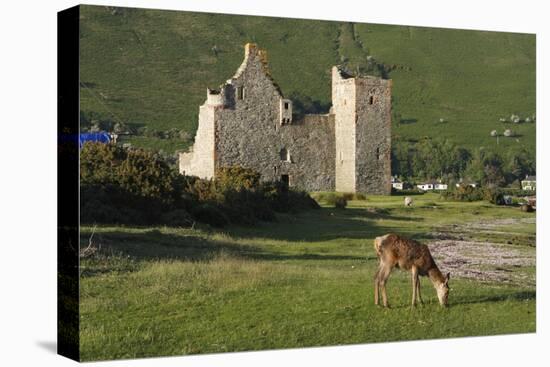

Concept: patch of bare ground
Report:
left=426, top=217, right=535, bottom=285
left=429, top=240, right=535, bottom=285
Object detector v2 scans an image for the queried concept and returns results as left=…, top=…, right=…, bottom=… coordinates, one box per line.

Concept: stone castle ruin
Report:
left=179, top=43, right=392, bottom=194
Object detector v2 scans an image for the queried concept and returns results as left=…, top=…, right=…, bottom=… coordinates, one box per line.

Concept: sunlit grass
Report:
left=79, top=193, right=536, bottom=361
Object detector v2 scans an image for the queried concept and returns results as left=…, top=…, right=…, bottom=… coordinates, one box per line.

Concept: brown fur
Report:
left=374, top=233, right=450, bottom=308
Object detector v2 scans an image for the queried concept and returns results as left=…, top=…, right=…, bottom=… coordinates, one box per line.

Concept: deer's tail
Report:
left=374, top=234, right=394, bottom=258
left=373, top=236, right=383, bottom=258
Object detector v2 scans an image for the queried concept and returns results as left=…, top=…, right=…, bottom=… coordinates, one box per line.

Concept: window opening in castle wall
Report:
left=280, top=148, right=291, bottom=162
left=281, top=174, right=290, bottom=190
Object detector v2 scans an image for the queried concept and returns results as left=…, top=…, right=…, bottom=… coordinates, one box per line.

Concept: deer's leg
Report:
left=379, top=266, right=392, bottom=308
left=416, top=275, right=423, bottom=304
left=411, top=267, right=418, bottom=308
left=374, top=265, right=381, bottom=306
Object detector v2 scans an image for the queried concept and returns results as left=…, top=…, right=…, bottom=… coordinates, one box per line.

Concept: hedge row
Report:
left=80, top=143, right=319, bottom=227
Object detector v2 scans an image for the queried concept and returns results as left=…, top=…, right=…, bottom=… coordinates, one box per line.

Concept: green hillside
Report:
left=79, top=5, right=536, bottom=155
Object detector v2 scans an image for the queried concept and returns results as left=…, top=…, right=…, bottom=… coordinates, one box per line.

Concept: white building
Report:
left=417, top=181, right=447, bottom=191
left=456, top=179, right=479, bottom=188
left=391, top=176, right=404, bottom=190
left=521, top=175, right=536, bottom=191
left=417, top=182, right=434, bottom=191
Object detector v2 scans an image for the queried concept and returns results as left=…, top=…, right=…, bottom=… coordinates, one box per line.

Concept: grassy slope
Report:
left=79, top=194, right=535, bottom=361
left=79, top=6, right=535, bottom=154
left=356, top=23, right=536, bottom=151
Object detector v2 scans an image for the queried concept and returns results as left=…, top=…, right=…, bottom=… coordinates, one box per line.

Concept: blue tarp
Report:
left=79, top=132, right=111, bottom=148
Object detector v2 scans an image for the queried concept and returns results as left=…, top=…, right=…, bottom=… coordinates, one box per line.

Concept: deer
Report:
left=373, top=233, right=450, bottom=308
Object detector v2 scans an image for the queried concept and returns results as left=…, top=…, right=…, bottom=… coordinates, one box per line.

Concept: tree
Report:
left=391, top=139, right=413, bottom=178
left=483, top=152, right=506, bottom=187
left=505, top=149, right=535, bottom=185
left=451, top=146, right=472, bottom=180
left=465, top=149, right=506, bottom=187
left=464, top=148, right=486, bottom=184
left=408, top=138, right=469, bottom=181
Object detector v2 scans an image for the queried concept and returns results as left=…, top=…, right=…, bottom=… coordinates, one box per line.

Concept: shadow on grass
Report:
left=80, top=206, right=421, bottom=273
left=80, top=227, right=374, bottom=270
left=370, top=290, right=537, bottom=310
left=225, top=207, right=422, bottom=243
left=399, top=118, right=417, bottom=124
left=453, top=290, right=536, bottom=306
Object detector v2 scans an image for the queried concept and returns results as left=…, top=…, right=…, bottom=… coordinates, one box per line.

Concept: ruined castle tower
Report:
left=180, top=44, right=391, bottom=195
left=332, top=67, right=392, bottom=194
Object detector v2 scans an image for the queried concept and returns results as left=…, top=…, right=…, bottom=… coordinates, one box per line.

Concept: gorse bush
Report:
left=440, top=185, right=505, bottom=205
left=483, top=188, right=505, bottom=205
left=81, top=143, right=181, bottom=224
left=81, top=142, right=178, bottom=204
left=440, top=185, right=484, bottom=202
left=159, top=209, right=194, bottom=227
left=190, top=203, right=229, bottom=227
left=311, top=192, right=365, bottom=206
left=80, top=142, right=318, bottom=227
left=215, top=166, right=261, bottom=191
left=334, top=196, right=348, bottom=209
left=263, top=181, right=320, bottom=213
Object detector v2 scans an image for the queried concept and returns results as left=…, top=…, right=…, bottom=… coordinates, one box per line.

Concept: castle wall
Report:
left=354, top=78, right=392, bottom=194
left=179, top=104, right=217, bottom=178
left=214, top=45, right=335, bottom=191
left=278, top=115, right=335, bottom=190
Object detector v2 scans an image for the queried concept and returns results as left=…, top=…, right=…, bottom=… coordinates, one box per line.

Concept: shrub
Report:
left=188, top=178, right=218, bottom=202
left=342, top=192, right=355, bottom=201
left=311, top=192, right=365, bottom=206
left=340, top=192, right=367, bottom=201
left=80, top=146, right=318, bottom=227
left=334, top=196, right=348, bottom=209
left=80, top=199, right=124, bottom=224
left=220, top=188, right=275, bottom=225
left=159, top=209, right=194, bottom=227
left=80, top=142, right=126, bottom=185
left=483, top=188, right=505, bottom=205
left=262, top=182, right=318, bottom=213
left=191, top=203, right=229, bottom=227
left=81, top=142, right=179, bottom=205
left=440, top=185, right=484, bottom=202
left=215, top=166, right=261, bottom=191
left=316, top=192, right=339, bottom=206
left=521, top=204, right=534, bottom=213
left=441, top=185, right=507, bottom=205
left=117, top=148, right=178, bottom=204
left=497, top=188, right=535, bottom=197
left=81, top=183, right=163, bottom=225
left=391, top=188, right=425, bottom=196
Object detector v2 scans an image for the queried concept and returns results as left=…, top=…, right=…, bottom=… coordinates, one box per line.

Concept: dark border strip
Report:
left=57, top=5, right=80, bottom=361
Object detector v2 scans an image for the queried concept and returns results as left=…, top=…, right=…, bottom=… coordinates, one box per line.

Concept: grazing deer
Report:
left=373, top=234, right=450, bottom=308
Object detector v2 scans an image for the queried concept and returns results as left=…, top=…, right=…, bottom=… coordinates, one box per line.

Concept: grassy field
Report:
left=79, top=5, right=535, bottom=155
left=79, top=193, right=536, bottom=361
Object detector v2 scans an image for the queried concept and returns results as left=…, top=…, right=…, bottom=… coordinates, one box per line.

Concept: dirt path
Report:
left=427, top=217, right=535, bottom=285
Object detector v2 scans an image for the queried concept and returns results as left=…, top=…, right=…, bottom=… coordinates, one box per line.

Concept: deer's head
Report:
left=436, top=273, right=450, bottom=306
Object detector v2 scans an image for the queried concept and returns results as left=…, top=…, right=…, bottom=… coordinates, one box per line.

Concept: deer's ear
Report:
left=446, top=273, right=451, bottom=283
